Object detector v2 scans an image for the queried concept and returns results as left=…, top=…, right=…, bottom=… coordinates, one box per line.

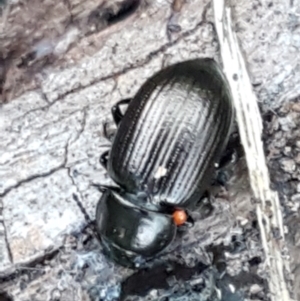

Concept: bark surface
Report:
left=0, top=0, right=299, bottom=300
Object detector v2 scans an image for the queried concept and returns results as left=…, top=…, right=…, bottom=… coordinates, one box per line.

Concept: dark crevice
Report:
left=88, top=0, right=141, bottom=30
left=63, top=0, right=74, bottom=25
left=0, top=0, right=7, bottom=7
left=0, top=163, right=65, bottom=198
left=38, top=89, right=50, bottom=104
left=0, top=141, right=69, bottom=198
left=72, top=193, right=92, bottom=224
left=248, top=256, right=262, bottom=266
left=70, top=107, right=88, bottom=144
left=120, top=261, right=208, bottom=300
left=14, top=0, right=142, bottom=71
left=16, top=51, right=37, bottom=69
left=0, top=291, right=13, bottom=301
left=8, top=105, right=49, bottom=130
left=0, top=248, right=59, bottom=285
left=2, top=219, right=13, bottom=264
left=53, top=18, right=213, bottom=103
left=0, top=56, right=8, bottom=103
left=1, top=0, right=143, bottom=101
left=66, top=109, right=93, bottom=224
left=207, top=244, right=268, bottom=295
left=2, top=1, right=210, bottom=102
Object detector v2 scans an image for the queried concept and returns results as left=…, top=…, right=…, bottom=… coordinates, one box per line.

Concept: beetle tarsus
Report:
left=176, top=214, right=194, bottom=234
left=212, top=132, right=242, bottom=188
left=167, top=14, right=181, bottom=41
left=196, top=191, right=215, bottom=219
left=214, top=170, right=229, bottom=187
left=184, top=214, right=195, bottom=228
left=103, top=121, right=115, bottom=142
left=100, top=150, right=109, bottom=169
left=218, top=131, right=242, bottom=169
left=112, top=98, right=131, bottom=125
left=166, top=0, right=184, bottom=40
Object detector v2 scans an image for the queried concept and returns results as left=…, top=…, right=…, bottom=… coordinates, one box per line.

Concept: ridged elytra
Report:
left=96, top=58, right=234, bottom=268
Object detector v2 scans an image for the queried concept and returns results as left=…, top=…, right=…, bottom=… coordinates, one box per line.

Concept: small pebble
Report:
left=278, top=116, right=296, bottom=131
left=280, top=158, right=296, bottom=173
left=250, top=284, right=263, bottom=295
left=283, top=146, right=292, bottom=156
left=291, top=194, right=300, bottom=202
left=291, top=102, right=300, bottom=112
left=295, top=153, right=300, bottom=164
left=228, top=283, right=235, bottom=293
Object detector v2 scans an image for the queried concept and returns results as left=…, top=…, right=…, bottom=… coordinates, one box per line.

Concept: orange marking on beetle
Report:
left=172, top=209, right=187, bottom=226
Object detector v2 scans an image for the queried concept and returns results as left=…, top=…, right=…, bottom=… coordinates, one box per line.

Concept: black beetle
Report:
left=95, top=58, right=234, bottom=267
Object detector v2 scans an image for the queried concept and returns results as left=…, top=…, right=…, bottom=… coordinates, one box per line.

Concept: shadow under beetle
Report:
left=95, top=58, right=234, bottom=268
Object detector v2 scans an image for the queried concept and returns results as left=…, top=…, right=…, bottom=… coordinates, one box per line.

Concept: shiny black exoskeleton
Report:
left=96, top=59, right=234, bottom=267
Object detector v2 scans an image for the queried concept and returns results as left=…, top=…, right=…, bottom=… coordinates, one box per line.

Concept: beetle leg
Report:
left=212, top=170, right=229, bottom=187
left=213, top=131, right=243, bottom=188
left=111, top=98, right=131, bottom=125
left=166, top=0, right=184, bottom=40
left=196, top=191, right=214, bottom=219
left=103, top=121, right=110, bottom=141
left=103, top=121, right=116, bottom=142
left=91, top=183, right=120, bottom=193
left=182, top=214, right=194, bottom=228
left=211, top=156, right=233, bottom=190
left=230, top=235, right=247, bottom=254
left=167, top=14, right=181, bottom=39
left=218, top=131, right=242, bottom=169
left=176, top=213, right=194, bottom=235
left=100, top=150, right=109, bottom=169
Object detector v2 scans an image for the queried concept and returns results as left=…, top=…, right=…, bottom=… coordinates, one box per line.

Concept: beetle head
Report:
left=95, top=188, right=176, bottom=268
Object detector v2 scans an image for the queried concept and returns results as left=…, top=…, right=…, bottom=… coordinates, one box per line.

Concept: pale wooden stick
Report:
left=213, top=1, right=293, bottom=301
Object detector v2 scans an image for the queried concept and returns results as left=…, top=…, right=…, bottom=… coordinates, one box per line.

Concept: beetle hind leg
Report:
left=212, top=130, right=243, bottom=188
left=212, top=170, right=230, bottom=188
left=195, top=191, right=215, bottom=219
left=177, top=214, right=194, bottom=231
left=111, top=98, right=131, bottom=125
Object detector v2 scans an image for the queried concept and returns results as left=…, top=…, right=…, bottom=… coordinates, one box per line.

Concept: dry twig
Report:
left=213, top=1, right=294, bottom=301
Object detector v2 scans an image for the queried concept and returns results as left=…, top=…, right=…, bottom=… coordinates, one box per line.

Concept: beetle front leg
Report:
left=100, top=150, right=109, bottom=169
left=111, top=98, right=131, bottom=125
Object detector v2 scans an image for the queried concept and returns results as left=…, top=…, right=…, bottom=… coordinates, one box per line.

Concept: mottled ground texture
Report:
left=0, top=0, right=299, bottom=300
